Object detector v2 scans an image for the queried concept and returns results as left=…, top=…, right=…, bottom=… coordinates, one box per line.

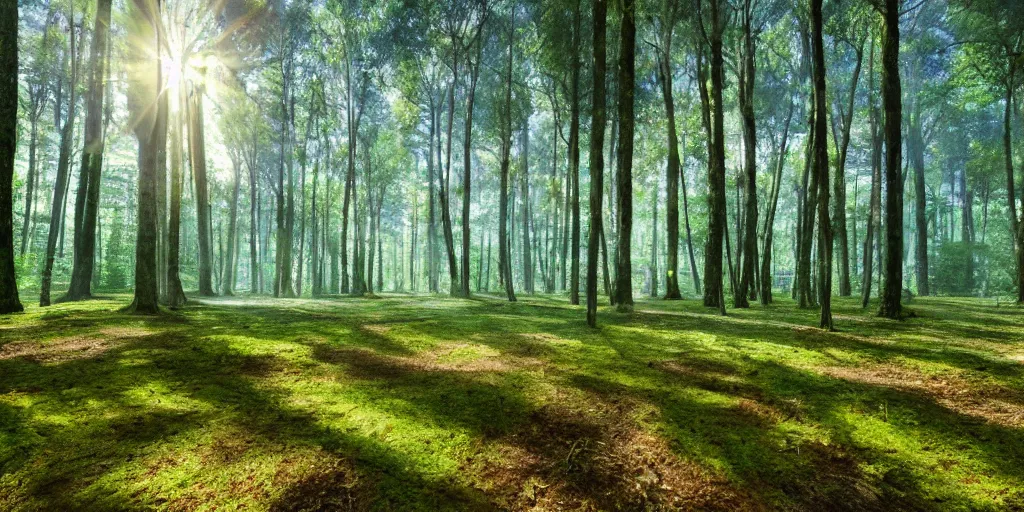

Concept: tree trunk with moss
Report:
left=879, top=0, right=904, bottom=318
left=0, top=0, right=23, bottom=313
left=614, top=0, right=636, bottom=311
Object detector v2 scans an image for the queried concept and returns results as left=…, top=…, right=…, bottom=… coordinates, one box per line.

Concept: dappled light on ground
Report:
left=1, top=295, right=1022, bottom=510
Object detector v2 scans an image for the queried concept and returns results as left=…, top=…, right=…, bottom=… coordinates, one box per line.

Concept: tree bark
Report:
left=127, top=0, right=165, bottom=314
left=64, top=0, right=112, bottom=302
left=833, top=41, right=864, bottom=297
left=461, top=38, right=484, bottom=298
left=569, top=0, right=582, bottom=305
left=878, top=0, right=904, bottom=318
left=811, top=0, right=833, bottom=330
left=614, top=0, right=636, bottom=311
left=759, top=101, right=793, bottom=305
left=700, top=0, right=727, bottom=310
left=499, top=16, right=517, bottom=303
left=0, top=0, right=22, bottom=313
left=441, top=75, right=459, bottom=295
left=910, top=104, right=929, bottom=296
left=520, top=122, right=534, bottom=294
left=650, top=179, right=659, bottom=297
left=861, top=40, right=881, bottom=307
left=223, top=156, right=241, bottom=296
left=165, top=73, right=187, bottom=307
left=587, top=0, right=608, bottom=326
left=656, top=2, right=681, bottom=300
left=41, top=17, right=82, bottom=307
left=735, top=0, right=757, bottom=308
left=189, top=68, right=215, bottom=297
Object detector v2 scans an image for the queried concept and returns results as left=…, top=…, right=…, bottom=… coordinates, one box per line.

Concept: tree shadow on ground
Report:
left=2, top=295, right=1022, bottom=511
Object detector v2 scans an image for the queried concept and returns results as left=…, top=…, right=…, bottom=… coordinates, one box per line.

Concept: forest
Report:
left=1, top=0, right=1024, bottom=509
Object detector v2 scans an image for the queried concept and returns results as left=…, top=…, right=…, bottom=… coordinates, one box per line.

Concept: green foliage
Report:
left=102, top=209, right=130, bottom=291
left=933, top=242, right=976, bottom=296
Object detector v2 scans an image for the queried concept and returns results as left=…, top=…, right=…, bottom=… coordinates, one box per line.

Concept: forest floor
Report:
left=1, top=293, right=1023, bottom=511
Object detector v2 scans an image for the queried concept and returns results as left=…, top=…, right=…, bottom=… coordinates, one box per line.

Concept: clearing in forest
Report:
left=1, top=295, right=1022, bottom=510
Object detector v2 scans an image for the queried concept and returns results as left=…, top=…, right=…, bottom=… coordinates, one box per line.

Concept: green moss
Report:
left=1, top=294, right=1022, bottom=510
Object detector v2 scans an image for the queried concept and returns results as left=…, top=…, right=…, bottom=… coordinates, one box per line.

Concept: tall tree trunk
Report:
left=833, top=41, right=864, bottom=297
left=441, top=75, right=459, bottom=295
left=223, top=157, right=241, bottom=296
left=485, top=230, right=492, bottom=292
left=811, top=0, right=833, bottom=330
left=910, top=105, right=929, bottom=296
left=657, top=3, right=681, bottom=300
left=680, top=136, right=700, bottom=296
left=614, top=0, right=636, bottom=311
left=520, top=122, right=534, bottom=294
left=410, top=161, right=418, bottom=292
left=127, top=0, right=165, bottom=314
left=166, top=83, right=187, bottom=307
left=1008, top=77, right=1024, bottom=302
left=962, top=166, right=975, bottom=292
left=760, top=101, right=794, bottom=305
left=587, top=0, right=608, bottom=326
left=0, top=0, right=22, bottom=313
left=282, top=90, right=297, bottom=297
left=63, top=0, right=110, bottom=299
left=20, top=119, right=39, bottom=257
left=311, top=156, right=321, bottom=296
left=476, top=218, right=484, bottom=291
left=340, top=77, right=353, bottom=295
left=700, top=0, right=727, bottom=310
left=879, top=0, right=904, bottom=318
left=862, top=40, right=881, bottom=308
left=499, top=17, right=517, bottom=302
left=427, top=105, right=438, bottom=292
left=650, top=180, right=659, bottom=297
left=41, top=17, right=82, bottom=307
left=461, top=39, right=483, bottom=298
left=569, top=0, right=582, bottom=305
left=797, top=26, right=818, bottom=309
left=189, top=70, right=215, bottom=297
left=735, top=0, right=757, bottom=308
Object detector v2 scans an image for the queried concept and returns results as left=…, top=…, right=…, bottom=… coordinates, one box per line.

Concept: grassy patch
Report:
left=1, top=294, right=1022, bottom=510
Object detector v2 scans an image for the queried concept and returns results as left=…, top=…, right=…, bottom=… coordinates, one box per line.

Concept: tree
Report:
left=654, top=0, right=682, bottom=300
left=614, top=0, right=636, bottom=312
left=127, top=0, right=166, bottom=314
left=19, top=11, right=55, bottom=258
left=498, top=4, right=517, bottom=303
left=568, top=0, right=582, bottom=305
left=953, top=0, right=1024, bottom=302
left=166, top=84, right=187, bottom=308
left=39, top=9, right=84, bottom=307
left=734, top=0, right=759, bottom=308
left=586, top=0, right=608, bottom=326
left=64, top=0, right=114, bottom=302
left=698, top=0, right=727, bottom=310
left=861, top=38, right=882, bottom=308
left=878, top=0, right=904, bottom=319
left=460, top=3, right=488, bottom=298
left=0, top=0, right=22, bottom=314
left=830, top=11, right=867, bottom=298
left=188, top=62, right=216, bottom=297
left=811, top=0, right=832, bottom=330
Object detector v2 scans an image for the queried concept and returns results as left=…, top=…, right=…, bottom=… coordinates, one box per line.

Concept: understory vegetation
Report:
left=2, top=295, right=1022, bottom=511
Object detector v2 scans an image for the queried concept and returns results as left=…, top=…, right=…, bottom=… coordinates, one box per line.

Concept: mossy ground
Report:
left=1, top=293, right=1022, bottom=511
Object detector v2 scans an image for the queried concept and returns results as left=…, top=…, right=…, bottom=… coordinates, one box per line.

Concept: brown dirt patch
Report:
left=269, top=454, right=369, bottom=512
left=0, top=327, right=149, bottom=363
left=473, top=396, right=760, bottom=511
left=819, top=364, right=1024, bottom=427
left=314, top=344, right=543, bottom=378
